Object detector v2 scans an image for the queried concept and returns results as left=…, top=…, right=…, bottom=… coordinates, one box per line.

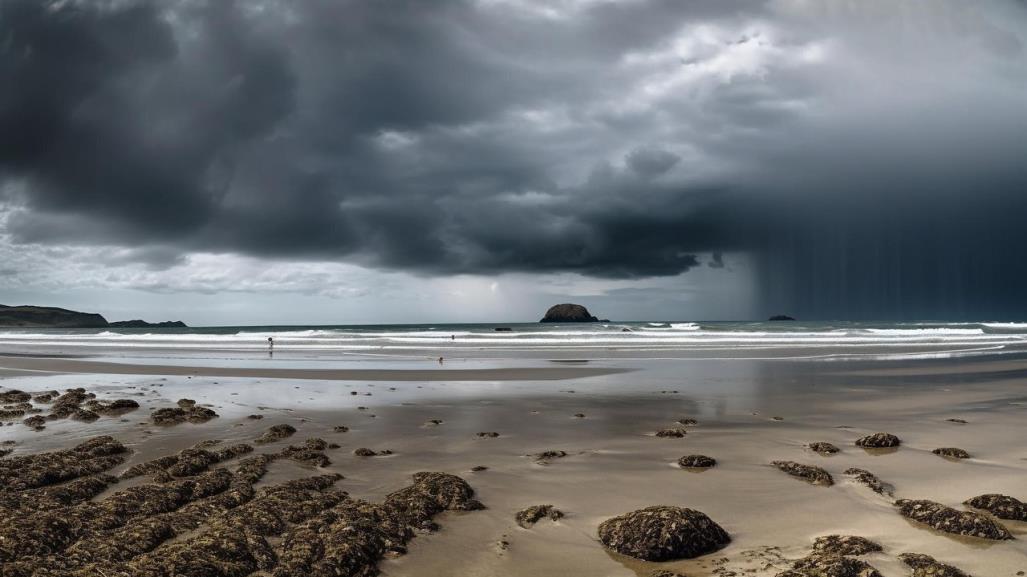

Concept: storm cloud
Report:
left=2, top=0, right=1027, bottom=319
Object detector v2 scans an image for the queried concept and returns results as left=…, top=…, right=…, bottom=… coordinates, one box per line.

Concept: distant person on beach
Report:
left=268, top=337, right=274, bottom=351
left=438, top=356, right=444, bottom=364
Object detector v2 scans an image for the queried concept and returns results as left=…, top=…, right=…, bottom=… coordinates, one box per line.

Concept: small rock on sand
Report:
left=471, top=466, right=488, bottom=472
left=898, top=553, right=971, bottom=577
left=895, top=499, right=1012, bottom=540
left=246, top=414, right=263, bottom=420
left=354, top=448, right=393, bottom=457
left=477, top=431, right=500, bottom=438
left=254, top=423, right=297, bottom=444
left=655, top=428, right=688, bottom=438
left=932, top=447, right=970, bottom=459
left=844, top=468, right=892, bottom=496
left=678, top=455, right=716, bottom=468
left=963, top=494, right=1027, bottom=521
left=534, top=450, right=567, bottom=464
left=515, top=504, right=564, bottom=528
left=777, top=554, right=883, bottom=577
left=854, top=433, right=901, bottom=448
left=946, top=418, right=968, bottom=424
left=333, top=425, right=349, bottom=432
left=598, top=506, right=730, bottom=561
left=772, top=461, right=833, bottom=486
left=812, top=535, right=882, bottom=556
left=677, top=418, right=698, bottom=426
left=807, top=442, right=840, bottom=455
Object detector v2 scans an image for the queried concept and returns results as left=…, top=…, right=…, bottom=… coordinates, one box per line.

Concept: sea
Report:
left=2, top=321, right=1027, bottom=362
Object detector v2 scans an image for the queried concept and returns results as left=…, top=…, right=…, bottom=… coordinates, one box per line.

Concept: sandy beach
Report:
left=1, top=349, right=1025, bottom=577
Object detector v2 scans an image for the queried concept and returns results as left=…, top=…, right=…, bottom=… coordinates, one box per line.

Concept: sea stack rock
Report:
left=540, top=303, right=599, bottom=323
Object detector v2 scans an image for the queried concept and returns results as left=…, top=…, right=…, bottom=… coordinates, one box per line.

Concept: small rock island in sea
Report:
left=540, top=303, right=600, bottom=323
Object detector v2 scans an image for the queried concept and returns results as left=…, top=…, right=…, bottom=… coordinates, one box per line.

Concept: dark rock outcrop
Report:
left=0, top=304, right=107, bottom=328
left=539, top=303, right=599, bottom=323
left=768, top=315, right=795, bottom=321
left=598, top=506, right=730, bottom=561
left=109, top=320, right=188, bottom=328
left=895, top=499, right=1012, bottom=540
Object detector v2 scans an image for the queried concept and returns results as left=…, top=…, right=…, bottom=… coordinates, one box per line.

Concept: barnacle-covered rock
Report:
left=255, top=423, right=297, bottom=444
left=844, top=468, right=892, bottom=496
left=772, top=461, right=833, bottom=486
left=516, top=504, right=564, bottom=528
left=677, top=455, right=716, bottom=468
left=808, top=442, right=840, bottom=455
left=932, top=447, right=970, bottom=459
left=812, top=535, right=882, bottom=556
left=963, top=494, right=1027, bottom=521
left=895, top=499, right=1011, bottom=540
left=597, top=506, right=730, bottom=561
left=898, top=553, right=971, bottom=577
left=854, top=433, right=900, bottom=449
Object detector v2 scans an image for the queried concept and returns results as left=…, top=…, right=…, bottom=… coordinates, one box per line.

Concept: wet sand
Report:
left=1, top=354, right=1026, bottom=576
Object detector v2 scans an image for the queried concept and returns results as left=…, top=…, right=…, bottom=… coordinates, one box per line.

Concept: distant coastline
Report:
left=0, top=304, right=186, bottom=329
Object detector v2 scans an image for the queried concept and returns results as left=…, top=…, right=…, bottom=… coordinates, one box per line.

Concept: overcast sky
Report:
left=2, top=0, right=1026, bottom=325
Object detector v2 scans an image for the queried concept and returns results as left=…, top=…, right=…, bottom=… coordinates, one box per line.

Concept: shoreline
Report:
left=0, top=354, right=630, bottom=381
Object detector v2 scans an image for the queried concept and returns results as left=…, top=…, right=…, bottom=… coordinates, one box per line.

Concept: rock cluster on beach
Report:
left=0, top=435, right=484, bottom=576
left=772, top=461, right=834, bottom=486
left=1, top=388, right=140, bottom=430
left=597, top=506, right=730, bottom=561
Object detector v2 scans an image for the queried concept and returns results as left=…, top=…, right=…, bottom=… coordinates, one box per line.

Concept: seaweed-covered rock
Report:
left=516, top=504, right=564, bottom=528
left=932, top=447, right=970, bottom=459
left=598, top=506, right=730, bottom=561
left=354, top=448, right=393, bottom=457
left=534, top=450, right=567, bottom=463
left=255, top=423, right=297, bottom=444
left=812, top=535, right=882, bottom=556
left=844, top=468, right=892, bottom=496
left=854, top=433, right=900, bottom=448
left=655, top=428, right=687, bottom=438
left=333, top=425, right=349, bottom=432
left=808, top=442, right=840, bottom=455
left=777, top=554, right=883, bottom=577
left=895, top=499, right=1012, bottom=540
left=677, top=418, right=698, bottom=426
left=677, top=455, right=716, bottom=468
left=898, top=553, right=971, bottom=577
left=963, top=494, right=1027, bottom=521
left=84, top=398, right=141, bottom=415
left=151, top=401, right=219, bottom=425
left=23, top=415, right=46, bottom=429
left=0, top=389, right=32, bottom=403
left=772, top=461, right=833, bottom=486
left=476, top=431, right=499, bottom=438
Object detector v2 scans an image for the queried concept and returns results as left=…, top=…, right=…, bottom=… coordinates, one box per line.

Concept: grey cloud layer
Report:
left=2, top=0, right=1027, bottom=318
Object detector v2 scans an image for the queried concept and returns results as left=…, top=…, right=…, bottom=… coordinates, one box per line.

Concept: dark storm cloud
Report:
left=2, top=0, right=1027, bottom=318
